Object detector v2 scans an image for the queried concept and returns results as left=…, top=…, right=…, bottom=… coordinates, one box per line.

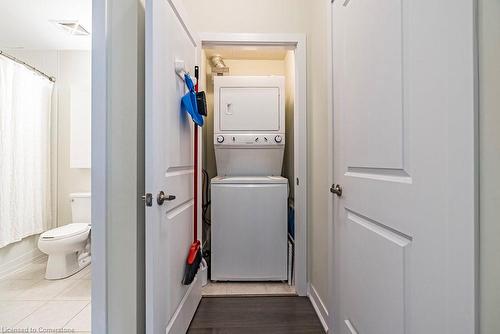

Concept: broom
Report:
left=182, top=66, right=203, bottom=285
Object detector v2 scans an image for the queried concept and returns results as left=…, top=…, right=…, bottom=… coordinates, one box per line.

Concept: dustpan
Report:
left=181, top=73, right=204, bottom=126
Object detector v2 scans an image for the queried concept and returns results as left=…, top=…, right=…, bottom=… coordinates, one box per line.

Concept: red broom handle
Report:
left=194, top=66, right=199, bottom=243
left=194, top=124, right=198, bottom=242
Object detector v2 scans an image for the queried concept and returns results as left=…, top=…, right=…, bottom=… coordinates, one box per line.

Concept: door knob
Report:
left=330, top=184, right=343, bottom=197
left=157, top=191, right=176, bottom=205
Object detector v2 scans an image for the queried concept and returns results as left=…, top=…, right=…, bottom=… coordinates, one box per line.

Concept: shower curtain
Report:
left=0, top=55, right=53, bottom=248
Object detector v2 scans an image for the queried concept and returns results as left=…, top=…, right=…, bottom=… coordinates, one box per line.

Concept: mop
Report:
left=182, top=67, right=204, bottom=285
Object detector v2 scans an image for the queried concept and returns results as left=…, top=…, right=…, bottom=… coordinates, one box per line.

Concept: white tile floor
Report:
left=202, top=281, right=296, bottom=296
left=0, top=256, right=91, bottom=333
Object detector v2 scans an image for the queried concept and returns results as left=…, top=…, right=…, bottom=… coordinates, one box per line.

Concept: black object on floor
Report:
left=188, top=296, right=325, bottom=333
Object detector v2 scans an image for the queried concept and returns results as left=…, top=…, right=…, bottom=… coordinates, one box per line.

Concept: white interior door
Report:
left=145, top=0, right=200, bottom=333
left=331, top=0, right=477, bottom=333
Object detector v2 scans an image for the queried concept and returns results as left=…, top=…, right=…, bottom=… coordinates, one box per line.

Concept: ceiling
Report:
left=0, top=0, right=91, bottom=50
left=204, top=45, right=291, bottom=61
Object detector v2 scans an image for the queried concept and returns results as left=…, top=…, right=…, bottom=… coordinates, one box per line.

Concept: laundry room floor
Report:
left=188, top=296, right=325, bottom=333
left=202, top=282, right=295, bottom=296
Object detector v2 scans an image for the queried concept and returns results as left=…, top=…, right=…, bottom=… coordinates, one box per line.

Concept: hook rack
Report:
left=175, top=59, right=197, bottom=84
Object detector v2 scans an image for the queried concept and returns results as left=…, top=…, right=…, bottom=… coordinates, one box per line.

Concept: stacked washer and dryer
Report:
left=211, top=76, right=288, bottom=281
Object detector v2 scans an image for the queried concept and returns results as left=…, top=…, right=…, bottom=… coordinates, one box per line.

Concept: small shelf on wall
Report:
left=70, top=85, right=91, bottom=169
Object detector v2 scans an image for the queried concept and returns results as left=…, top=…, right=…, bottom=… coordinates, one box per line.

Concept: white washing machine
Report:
left=211, top=76, right=288, bottom=281
left=211, top=176, right=288, bottom=281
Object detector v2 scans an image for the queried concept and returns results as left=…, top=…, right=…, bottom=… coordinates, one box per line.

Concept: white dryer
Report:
left=211, top=76, right=288, bottom=281
left=213, top=76, right=285, bottom=176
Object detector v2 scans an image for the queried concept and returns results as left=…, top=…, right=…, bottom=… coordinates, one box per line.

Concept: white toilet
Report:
left=38, top=193, right=91, bottom=279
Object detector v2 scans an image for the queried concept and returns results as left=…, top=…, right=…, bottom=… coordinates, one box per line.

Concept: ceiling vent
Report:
left=52, top=21, right=90, bottom=36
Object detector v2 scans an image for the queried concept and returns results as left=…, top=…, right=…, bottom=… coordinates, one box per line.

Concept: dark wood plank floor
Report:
left=188, top=296, right=325, bottom=333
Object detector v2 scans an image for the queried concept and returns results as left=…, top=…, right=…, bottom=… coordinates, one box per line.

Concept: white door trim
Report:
left=197, top=32, right=308, bottom=296
left=325, top=0, right=335, bottom=330
left=91, top=0, right=108, bottom=332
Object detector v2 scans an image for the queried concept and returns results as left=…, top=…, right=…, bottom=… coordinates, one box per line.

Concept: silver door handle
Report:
left=157, top=191, right=176, bottom=205
left=330, top=184, right=343, bottom=197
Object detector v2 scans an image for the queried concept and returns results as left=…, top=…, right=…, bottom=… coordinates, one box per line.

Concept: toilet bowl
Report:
left=38, top=223, right=91, bottom=279
left=38, top=192, right=91, bottom=279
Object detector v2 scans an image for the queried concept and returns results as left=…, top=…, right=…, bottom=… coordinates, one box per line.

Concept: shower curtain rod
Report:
left=0, top=50, right=56, bottom=83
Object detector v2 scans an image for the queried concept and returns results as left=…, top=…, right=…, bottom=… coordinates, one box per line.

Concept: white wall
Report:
left=479, top=0, right=500, bottom=332
left=183, top=0, right=330, bottom=305
left=0, top=50, right=91, bottom=275
left=56, top=51, right=92, bottom=226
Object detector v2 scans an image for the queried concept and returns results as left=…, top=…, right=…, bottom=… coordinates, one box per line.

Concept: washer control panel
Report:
left=214, top=134, right=285, bottom=146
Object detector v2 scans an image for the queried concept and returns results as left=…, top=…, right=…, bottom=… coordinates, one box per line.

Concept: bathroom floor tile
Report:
left=64, top=302, right=91, bottom=332
left=81, top=269, right=91, bottom=280
left=33, top=256, right=49, bottom=264
left=14, top=300, right=88, bottom=329
left=69, top=264, right=91, bottom=280
left=13, top=277, right=78, bottom=301
left=5, top=262, right=47, bottom=281
left=54, top=279, right=91, bottom=301
left=0, top=301, right=45, bottom=327
left=0, top=279, right=40, bottom=300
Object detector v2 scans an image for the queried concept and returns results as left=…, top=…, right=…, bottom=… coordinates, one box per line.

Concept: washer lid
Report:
left=211, top=176, right=288, bottom=184
left=41, top=223, right=90, bottom=240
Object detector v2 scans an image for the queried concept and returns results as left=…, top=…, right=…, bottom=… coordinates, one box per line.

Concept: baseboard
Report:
left=308, top=283, right=329, bottom=333
left=166, top=277, right=202, bottom=334
left=0, top=248, right=45, bottom=280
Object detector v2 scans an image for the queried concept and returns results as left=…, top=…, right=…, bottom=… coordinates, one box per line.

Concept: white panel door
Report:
left=145, top=0, right=200, bottom=333
left=331, top=0, right=477, bottom=333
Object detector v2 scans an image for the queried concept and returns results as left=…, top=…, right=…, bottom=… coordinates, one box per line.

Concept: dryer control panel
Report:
left=214, top=134, right=285, bottom=146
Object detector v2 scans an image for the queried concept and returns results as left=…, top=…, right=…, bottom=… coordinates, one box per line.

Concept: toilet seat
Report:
left=41, top=223, right=90, bottom=241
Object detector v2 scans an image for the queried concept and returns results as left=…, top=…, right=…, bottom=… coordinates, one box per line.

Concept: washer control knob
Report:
left=275, top=135, right=283, bottom=143
left=216, top=135, right=224, bottom=143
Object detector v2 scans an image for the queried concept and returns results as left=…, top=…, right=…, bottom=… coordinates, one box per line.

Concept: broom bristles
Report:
left=182, top=249, right=202, bottom=285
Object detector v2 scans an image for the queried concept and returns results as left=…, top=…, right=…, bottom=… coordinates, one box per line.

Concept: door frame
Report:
left=91, top=0, right=146, bottom=332
left=326, top=0, right=479, bottom=332
left=197, top=33, right=308, bottom=296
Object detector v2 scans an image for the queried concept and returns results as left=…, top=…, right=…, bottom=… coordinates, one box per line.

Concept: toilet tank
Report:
left=70, top=193, right=91, bottom=224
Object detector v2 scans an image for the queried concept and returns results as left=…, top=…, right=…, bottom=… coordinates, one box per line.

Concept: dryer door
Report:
left=219, top=87, right=280, bottom=131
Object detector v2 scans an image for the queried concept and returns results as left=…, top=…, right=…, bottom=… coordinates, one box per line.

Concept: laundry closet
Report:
left=199, top=45, right=297, bottom=295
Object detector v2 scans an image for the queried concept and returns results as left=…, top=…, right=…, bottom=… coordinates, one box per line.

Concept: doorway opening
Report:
left=0, top=2, right=92, bottom=332
left=197, top=34, right=307, bottom=297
